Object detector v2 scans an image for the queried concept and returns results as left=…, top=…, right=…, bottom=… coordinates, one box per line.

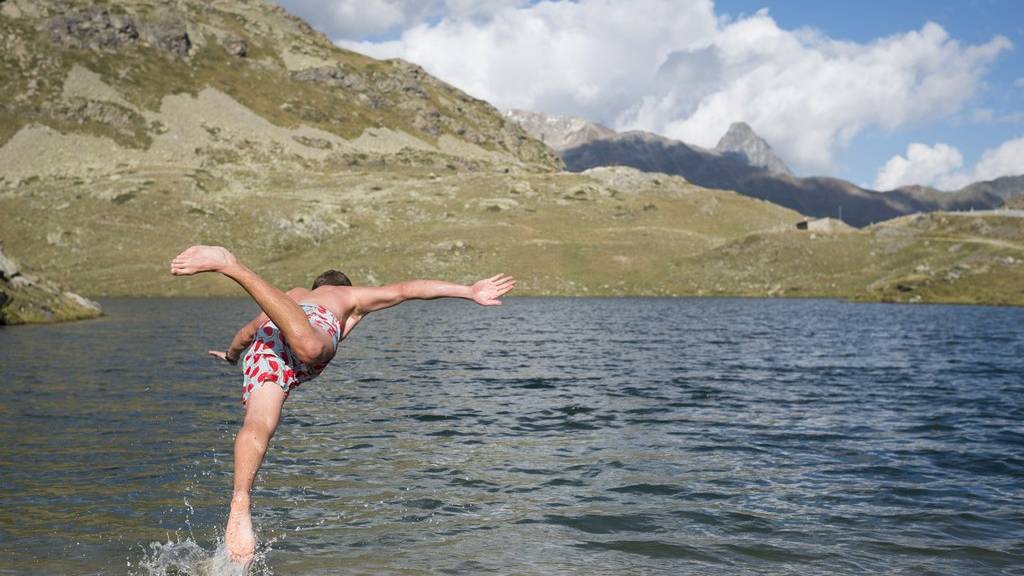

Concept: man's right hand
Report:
left=209, top=350, right=238, bottom=365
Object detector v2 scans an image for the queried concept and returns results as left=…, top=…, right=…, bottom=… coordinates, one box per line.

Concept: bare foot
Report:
left=170, top=245, right=237, bottom=276
left=225, top=494, right=256, bottom=564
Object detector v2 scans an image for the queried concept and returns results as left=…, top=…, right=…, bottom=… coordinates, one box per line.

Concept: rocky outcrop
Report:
left=223, top=36, right=247, bottom=58
left=147, top=16, right=190, bottom=58
left=47, top=7, right=191, bottom=58
left=47, top=7, right=140, bottom=52
left=292, top=65, right=367, bottom=91
left=715, top=121, right=791, bottom=176
left=0, top=243, right=102, bottom=325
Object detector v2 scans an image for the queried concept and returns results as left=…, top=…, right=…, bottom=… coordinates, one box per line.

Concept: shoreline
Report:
left=7, top=291, right=1022, bottom=327
left=93, top=291, right=1024, bottom=308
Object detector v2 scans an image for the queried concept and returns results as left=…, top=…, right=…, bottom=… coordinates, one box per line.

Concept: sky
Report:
left=274, top=0, right=1024, bottom=190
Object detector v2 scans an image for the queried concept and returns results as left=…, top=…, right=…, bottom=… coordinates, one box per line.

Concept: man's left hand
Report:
left=209, top=350, right=238, bottom=365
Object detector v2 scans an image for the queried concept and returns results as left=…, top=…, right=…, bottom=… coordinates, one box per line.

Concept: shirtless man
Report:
left=170, top=245, right=516, bottom=563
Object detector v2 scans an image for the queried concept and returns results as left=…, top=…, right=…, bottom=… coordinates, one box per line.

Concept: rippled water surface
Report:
left=2, top=297, right=1023, bottom=575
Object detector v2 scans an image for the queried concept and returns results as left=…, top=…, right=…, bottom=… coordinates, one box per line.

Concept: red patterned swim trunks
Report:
left=240, top=303, right=342, bottom=404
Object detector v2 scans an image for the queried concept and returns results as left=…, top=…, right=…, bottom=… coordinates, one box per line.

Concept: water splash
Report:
left=131, top=539, right=272, bottom=576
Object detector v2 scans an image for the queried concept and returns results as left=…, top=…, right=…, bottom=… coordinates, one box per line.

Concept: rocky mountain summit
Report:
left=714, top=121, right=791, bottom=176
left=507, top=110, right=1018, bottom=227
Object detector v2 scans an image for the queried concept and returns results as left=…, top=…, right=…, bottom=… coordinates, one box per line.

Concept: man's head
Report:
left=312, top=269, right=352, bottom=289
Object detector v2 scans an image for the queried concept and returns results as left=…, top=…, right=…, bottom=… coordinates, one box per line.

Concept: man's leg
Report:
left=170, top=245, right=332, bottom=363
left=225, top=383, right=286, bottom=563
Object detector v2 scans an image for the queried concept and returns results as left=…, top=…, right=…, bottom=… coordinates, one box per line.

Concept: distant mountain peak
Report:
left=723, top=121, right=757, bottom=138
left=715, top=122, right=791, bottom=176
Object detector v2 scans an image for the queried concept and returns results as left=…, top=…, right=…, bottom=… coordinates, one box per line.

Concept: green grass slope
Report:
left=0, top=167, right=803, bottom=296
left=0, top=0, right=1021, bottom=310
left=2, top=165, right=1022, bottom=305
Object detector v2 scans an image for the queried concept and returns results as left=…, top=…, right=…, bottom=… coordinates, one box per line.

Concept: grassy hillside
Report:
left=0, top=0, right=559, bottom=170
left=0, top=0, right=1021, bottom=311
left=0, top=166, right=802, bottom=296
left=688, top=212, right=1024, bottom=306
left=2, top=164, right=1022, bottom=305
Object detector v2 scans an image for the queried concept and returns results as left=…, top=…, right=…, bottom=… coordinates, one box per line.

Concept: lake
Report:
left=1, top=297, right=1022, bottom=575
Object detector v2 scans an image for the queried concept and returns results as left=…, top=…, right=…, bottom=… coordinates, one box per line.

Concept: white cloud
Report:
left=1015, top=77, right=1024, bottom=88
left=342, top=0, right=721, bottom=129
left=625, top=19, right=1010, bottom=174
left=874, top=137, right=1024, bottom=191
left=291, top=0, right=1011, bottom=176
left=874, top=143, right=964, bottom=190
left=972, top=137, right=1024, bottom=182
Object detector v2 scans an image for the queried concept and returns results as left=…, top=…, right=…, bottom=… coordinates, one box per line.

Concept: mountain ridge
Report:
left=507, top=110, right=1019, bottom=227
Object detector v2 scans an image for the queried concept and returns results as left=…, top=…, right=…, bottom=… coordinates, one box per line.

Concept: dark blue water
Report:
left=1, top=298, right=1023, bottom=575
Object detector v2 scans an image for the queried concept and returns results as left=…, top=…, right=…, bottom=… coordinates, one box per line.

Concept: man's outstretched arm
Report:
left=351, top=274, right=516, bottom=316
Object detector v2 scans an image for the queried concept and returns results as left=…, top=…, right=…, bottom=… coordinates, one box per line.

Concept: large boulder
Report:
left=0, top=244, right=102, bottom=325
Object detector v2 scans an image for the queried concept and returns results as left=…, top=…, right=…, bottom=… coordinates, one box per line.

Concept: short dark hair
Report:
left=312, top=269, right=352, bottom=289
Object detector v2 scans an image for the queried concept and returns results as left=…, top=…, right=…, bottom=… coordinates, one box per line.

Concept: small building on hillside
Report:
left=795, top=217, right=852, bottom=233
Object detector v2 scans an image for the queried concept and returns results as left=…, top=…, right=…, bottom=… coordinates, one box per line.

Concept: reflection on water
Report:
left=1, top=297, right=1023, bottom=575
